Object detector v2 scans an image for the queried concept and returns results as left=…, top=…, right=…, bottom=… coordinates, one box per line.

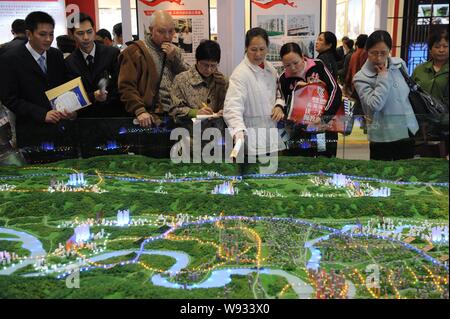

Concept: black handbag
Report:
left=399, top=67, right=448, bottom=116
left=400, top=67, right=449, bottom=142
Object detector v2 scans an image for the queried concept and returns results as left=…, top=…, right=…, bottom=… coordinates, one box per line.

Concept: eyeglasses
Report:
left=368, top=50, right=390, bottom=57
left=155, top=28, right=175, bottom=36
left=198, top=61, right=219, bottom=70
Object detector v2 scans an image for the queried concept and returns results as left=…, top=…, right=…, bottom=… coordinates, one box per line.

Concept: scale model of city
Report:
left=0, top=155, right=448, bottom=299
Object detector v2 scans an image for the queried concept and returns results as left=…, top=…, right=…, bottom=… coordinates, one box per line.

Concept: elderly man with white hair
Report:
left=118, top=10, right=189, bottom=127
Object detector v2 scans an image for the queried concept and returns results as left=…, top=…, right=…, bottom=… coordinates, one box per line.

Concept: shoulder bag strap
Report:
left=399, top=65, right=419, bottom=92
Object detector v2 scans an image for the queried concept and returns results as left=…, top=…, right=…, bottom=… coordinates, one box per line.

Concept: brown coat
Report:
left=118, top=40, right=159, bottom=117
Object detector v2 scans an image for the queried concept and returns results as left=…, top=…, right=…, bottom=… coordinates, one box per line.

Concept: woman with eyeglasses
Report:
left=353, top=30, right=419, bottom=160
left=170, top=39, right=228, bottom=124
left=278, top=42, right=342, bottom=157
left=223, top=27, right=286, bottom=157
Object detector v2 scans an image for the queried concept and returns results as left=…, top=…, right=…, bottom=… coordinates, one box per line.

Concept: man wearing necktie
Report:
left=38, top=55, right=47, bottom=73
left=66, top=13, right=126, bottom=118
left=0, top=11, right=74, bottom=149
left=86, top=54, right=94, bottom=72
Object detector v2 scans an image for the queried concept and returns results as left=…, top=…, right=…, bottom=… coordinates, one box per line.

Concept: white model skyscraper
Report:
left=74, top=224, right=91, bottom=243
left=67, top=173, right=87, bottom=187
left=117, top=209, right=130, bottom=226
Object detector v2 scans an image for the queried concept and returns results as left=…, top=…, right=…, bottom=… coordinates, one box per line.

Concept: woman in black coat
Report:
left=315, top=31, right=339, bottom=80
left=313, top=32, right=341, bottom=157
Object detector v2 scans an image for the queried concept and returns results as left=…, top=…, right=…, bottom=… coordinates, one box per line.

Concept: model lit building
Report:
left=0, top=251, right=11, bottom=264
left=370, top=187, right=391, bottom=197
left=41, top=142, right=55, bottom=151
left=117, top=209, right=130, bottom=226
left=67, top=173, right=87, bottom=187
left=106, top=140, right=119, bottom=150
left=431, top=226, right=449, bottom=243
left=211, top=181, right=238, bottom=195
left=331, top=174, right=348, bottom=188
left=74, top=224, right=91, bottom=243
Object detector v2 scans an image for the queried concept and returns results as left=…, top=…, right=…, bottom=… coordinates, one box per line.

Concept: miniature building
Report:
left=431, top=226, right=449, bottom=243
left=211, top=181, right=238, bottom=195
left=67, top=173, right=87, bottom=187
left=117, top=209, right=130, bottom=226
left=74, top=224, right=91, bottom=243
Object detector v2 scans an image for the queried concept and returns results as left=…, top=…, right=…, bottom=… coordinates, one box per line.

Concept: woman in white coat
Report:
left=224, top=27, right=286, bottom=157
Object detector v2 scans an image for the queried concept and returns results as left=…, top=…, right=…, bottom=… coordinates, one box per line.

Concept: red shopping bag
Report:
left=287, top=82, right=329, bottom=125
left=325, top=97, right=355, bottom=135
left=287, top=82, right=355, bottom=135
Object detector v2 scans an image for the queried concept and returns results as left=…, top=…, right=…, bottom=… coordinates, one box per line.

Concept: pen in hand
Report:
left=198, top=101, right=214, bottom=116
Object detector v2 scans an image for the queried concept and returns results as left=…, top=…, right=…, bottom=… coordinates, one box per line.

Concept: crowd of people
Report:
left=0, top=10, right=448, bottom=162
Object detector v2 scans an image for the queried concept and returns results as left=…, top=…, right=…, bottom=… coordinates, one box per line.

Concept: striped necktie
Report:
left=38, top=55, right=47, bottom=74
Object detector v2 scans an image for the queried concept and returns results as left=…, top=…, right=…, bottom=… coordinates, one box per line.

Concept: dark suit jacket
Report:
left=0, top=36, right=27, bottom=56
left=0, top=43, right=69, bottom=147
left=65, top=43, right=128, bottom=118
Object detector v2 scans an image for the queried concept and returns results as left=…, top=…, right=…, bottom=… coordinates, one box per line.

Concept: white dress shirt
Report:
left=26, top=42, right=47, bottom=68
left=81, top=43, right=96, bottom=64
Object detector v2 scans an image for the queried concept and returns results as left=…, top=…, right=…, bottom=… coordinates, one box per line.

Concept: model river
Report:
left=2, top=214, right=447, bottom=298
left=0, top=222, right=352, bottom=298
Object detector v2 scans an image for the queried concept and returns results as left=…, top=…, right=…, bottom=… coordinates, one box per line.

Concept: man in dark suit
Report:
left=0, top=11, right=75, bottom=148
left=0, top=19, right=27, bottom=56
left=66, top=13, right=127, bottom=118
left=95, top=29, right=114, bottom=47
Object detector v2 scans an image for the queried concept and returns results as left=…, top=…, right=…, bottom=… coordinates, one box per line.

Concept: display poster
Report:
left=137, top=0, right=210, bottom=66
left=250, top=0, right=321, bottom=70
left=0, top=0, right=66, bottom=46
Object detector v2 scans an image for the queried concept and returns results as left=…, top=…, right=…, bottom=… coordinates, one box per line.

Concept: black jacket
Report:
left=0, top=36, right=27, bottom=56
left=65, top=43, right=127, bottom=118
left=0, top=43, right=69, bottom=146
left=317, top=50, right=339, bottom=80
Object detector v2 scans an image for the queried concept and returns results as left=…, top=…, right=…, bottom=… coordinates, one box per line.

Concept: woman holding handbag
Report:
left=353, top=30, right=419, bottom=160
left=412, top=30, right=448, bottom=158
left=412, top=30, right=448, bottom=107
left=278, top=42, right=342, bottom=157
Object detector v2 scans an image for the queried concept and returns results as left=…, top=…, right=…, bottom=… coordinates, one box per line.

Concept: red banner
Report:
left=144, top=9, right=204, bottom=16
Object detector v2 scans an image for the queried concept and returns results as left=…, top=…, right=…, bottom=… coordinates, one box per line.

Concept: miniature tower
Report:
left=332, top=174, right=347, bottom=188
left=74, top=224, right=90, bottom=243
left=211, top=181, right=237, bottom=195
left=117, top=209, right=130, bottom=226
